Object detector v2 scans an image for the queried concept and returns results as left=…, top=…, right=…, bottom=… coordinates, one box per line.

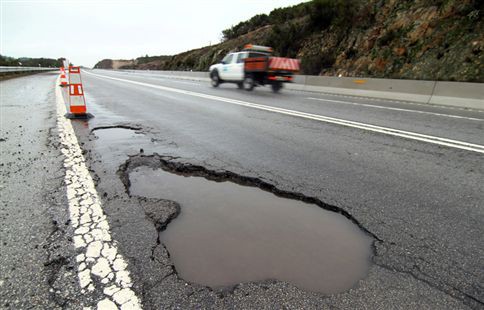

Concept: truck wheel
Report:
left=271, top=82, right=283, bottom=93
left=243, top=76, right=254, bottom=91
left=210, top=70, right=220, bottom=87
left=237, top=82, right=243, bottom=89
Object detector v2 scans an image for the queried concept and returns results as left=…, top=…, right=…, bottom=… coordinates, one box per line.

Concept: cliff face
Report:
left=94, top=56, right=171, bottom=70
left=93, top=59, right=114, bottom=69
left=300, top=0, right=483, bottom=81
left=94, top=0, right=483, bottom=82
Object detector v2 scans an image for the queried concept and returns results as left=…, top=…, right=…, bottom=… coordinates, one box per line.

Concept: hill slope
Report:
left=94, top=0, right=483, bottom=82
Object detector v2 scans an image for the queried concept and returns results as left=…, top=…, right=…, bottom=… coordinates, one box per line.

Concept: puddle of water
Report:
left=93, top=127, right=141, bottom=141
left=129, top=166, right=373, bottom=294
left=93, top=128, right=150, bottom=170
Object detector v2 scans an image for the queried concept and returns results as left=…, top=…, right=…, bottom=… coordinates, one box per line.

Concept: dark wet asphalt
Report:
left=86, top=69, right=484, bottom=145
left=75, top=69, right=484, bottom=309
left=1, top=70, right=483, bottom=309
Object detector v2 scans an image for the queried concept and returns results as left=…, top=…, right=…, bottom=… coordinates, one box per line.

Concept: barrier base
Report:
left=64, top=112, right=94, bottom=119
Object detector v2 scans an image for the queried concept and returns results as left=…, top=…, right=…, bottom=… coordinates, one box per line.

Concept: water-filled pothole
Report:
left=92, top=127, right=142, bottom=141
left=129, top=165, right=373, bottom=294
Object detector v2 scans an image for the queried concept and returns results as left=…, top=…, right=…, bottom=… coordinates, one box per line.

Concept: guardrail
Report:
left=0, top=66, right=57, bottom=73
left=109, top=69, right=483, bottom=110
left=290, top=76, right=484, bottom=110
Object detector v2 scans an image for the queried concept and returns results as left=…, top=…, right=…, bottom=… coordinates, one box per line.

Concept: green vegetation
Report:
left=135, top=55, right=171, bottom=65
left=221, top=1, right=356, bottom=42
left=0, top=55, right=64, bottom=67
left=222, top=14, right=270, bottom=40
left=220, top=3, right=311, bottom=41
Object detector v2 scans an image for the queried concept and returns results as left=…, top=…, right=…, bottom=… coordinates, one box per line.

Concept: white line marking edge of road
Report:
left=306, top=97, right=484, bottom=122
left=56, top=78, right=143, bottom=309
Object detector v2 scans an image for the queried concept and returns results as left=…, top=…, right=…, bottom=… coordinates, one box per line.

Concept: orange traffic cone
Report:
left=59, top=67, right=68, bottom=87
left=65, top=66, right=93, bottom=119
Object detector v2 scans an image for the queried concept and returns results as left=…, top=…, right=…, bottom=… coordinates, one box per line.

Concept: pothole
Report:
left=90, top=126, right=153, bottom=168
left=92, top=126, right=143, bottom=141
left=122, top=155, right=373, bottom=295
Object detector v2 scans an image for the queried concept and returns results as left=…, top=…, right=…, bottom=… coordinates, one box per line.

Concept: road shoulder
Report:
left=0, top=73, right=84, bottom=308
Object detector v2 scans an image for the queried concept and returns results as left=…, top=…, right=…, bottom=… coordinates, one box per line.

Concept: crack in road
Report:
left=90, top=125, right=144, bottom=133
left=374, top=260, right=483, bottom=308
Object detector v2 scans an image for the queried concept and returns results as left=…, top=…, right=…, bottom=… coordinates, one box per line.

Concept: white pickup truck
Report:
left=209, top=45, right=300, bottom=93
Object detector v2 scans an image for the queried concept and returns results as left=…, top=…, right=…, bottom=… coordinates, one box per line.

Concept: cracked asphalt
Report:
left=1, top=72, right=84, bottom=308
left=1, top=70, right=483, bottom=309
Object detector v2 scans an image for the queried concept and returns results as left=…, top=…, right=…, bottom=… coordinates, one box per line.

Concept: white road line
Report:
left=103, top=70, right=202, bottom=85
left=56, top=80, right=142, bottom=309
left=151, top=77, right=201, bottom=85
left=306, top=97, right=484, bottom=121
left=83, top=71, right=484, bottom=154
left=298, top=89, right=484, bottom=113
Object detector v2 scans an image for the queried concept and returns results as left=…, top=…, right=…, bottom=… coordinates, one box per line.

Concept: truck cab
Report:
left=216, top=52, right=244, bottom=81
left=210, top=51, right=267, bottom=82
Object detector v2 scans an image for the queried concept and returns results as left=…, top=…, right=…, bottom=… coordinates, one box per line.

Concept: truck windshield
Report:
left=248, top=52, right=268, bottom=58
left=236, top=53, right=247, bottom=63
left=222, top=54, right=233, bottom=64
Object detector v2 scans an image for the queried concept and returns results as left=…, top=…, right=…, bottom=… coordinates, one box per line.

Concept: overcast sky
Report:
left=1, top=0, right=306, bottom=67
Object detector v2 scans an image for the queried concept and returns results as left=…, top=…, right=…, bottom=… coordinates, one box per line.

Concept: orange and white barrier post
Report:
left=59, top=67, right=68, bottom=87
left=65, top=66, right=93, bottom=119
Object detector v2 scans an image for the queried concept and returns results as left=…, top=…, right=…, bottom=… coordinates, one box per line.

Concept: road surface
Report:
left=1, top=70, right=483, bottom=309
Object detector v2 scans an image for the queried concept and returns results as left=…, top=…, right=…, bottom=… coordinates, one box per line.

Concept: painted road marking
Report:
left=306, top=97, right=484, bottom=121
left=107, top=70, right=202, bottom=85
left=290, top=88, right=484, bottom=113
left=56, top=80, right=142, bottom=309
left=83, top=71, right=484, bottom=154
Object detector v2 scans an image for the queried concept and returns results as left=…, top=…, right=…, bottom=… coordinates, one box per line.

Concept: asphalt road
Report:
left=1, top=70, right=483, bottom=309
left=1, top=73, right=84, bottom=309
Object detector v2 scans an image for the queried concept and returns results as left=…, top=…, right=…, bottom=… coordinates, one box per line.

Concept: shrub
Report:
left=300, top=54, right=336, bottom=75
left=222, top=14, right=270, bottom=41
left=265, top=22, right=307, bottom=57
left=308, top=0, right=357, bottom=29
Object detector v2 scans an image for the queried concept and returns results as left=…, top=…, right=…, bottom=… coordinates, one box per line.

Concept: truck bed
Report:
left=244, top=56, right=300, bottom=73
left=267, top=57, right=300, bottom=72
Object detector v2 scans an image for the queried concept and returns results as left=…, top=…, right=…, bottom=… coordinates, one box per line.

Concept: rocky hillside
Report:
left=94, top=0, right=483, bottom=82
left=95, top=55, right=171, bottom=70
